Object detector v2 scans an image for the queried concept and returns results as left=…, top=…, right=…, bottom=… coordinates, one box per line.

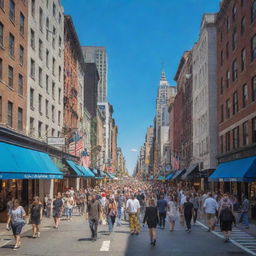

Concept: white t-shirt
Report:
left=126, top=198, right=140, bottom=214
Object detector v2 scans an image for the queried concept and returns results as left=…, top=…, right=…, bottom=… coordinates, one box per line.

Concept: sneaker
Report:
left=37, top=232, right=40, bottom=238
left=152, top=239, right=156, bottom=246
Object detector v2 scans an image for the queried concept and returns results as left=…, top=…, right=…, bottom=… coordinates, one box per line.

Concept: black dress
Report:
left=220, top=206, right=233, bottom=231
left=143, top=207, right=159, bottom=228
left=30, top=204, right=42, bottom=225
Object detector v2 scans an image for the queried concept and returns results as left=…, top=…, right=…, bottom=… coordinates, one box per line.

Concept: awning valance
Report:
left=0, top=142, right=63, bottom=180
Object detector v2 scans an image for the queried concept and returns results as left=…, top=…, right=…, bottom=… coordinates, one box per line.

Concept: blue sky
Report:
left=62, top=0, right=220, bottom=174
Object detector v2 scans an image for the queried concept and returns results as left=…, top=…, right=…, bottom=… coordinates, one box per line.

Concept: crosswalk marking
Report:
left=100, top=240, right=111, bottom=252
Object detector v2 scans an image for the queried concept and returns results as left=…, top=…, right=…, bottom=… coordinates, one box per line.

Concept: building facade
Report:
left=27, top=0, right=64, bottom=140
left=0, top=0, right=28, bottom=134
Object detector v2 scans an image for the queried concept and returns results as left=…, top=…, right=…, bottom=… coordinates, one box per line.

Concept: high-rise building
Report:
left=0, top=0, right=28, bottom=134
left=26, top=0, right=64, bottom=140
left=81, top=46, right=108, bottom=102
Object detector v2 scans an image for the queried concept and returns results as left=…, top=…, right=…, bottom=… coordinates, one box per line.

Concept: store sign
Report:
left=47, top=137, right=65, bottom=145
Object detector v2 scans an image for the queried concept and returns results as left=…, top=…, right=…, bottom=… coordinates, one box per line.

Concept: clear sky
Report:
left=61, top=0, right=220, bottom=174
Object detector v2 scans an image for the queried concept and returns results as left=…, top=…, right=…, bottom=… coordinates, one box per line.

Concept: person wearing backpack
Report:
left=219, top=198, right=234, bottom=242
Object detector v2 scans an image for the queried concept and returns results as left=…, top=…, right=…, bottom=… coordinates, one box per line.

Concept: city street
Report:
left=0, top=216, right=253, bottom=256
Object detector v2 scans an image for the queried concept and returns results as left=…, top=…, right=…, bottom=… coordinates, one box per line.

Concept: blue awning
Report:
left=149, top=175, right=154, bottom=180
left=91, top=169, right=104, bottom=179
left=166, top=172, right=175, bottom=180
left=157, top=176, right=165, bottom=181
left=209, top=156, right=256, bottom=182
left=181, top=164, right=198, bottom=180
left=66, top=160, right=95, bottom=178
left=0, top=142, right=63, bottom=180
left=172, top=169, right=186, bottom=180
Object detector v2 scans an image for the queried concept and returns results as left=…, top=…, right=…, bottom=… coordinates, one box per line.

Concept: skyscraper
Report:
left=81, top=46, right=108, bottom=102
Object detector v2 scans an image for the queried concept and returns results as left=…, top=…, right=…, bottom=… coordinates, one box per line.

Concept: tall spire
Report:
left=160, top=62, right=166, bottom=81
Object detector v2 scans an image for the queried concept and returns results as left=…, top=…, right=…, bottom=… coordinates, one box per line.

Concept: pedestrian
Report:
left=191, top=193, right=200, bottom=223
left=167, top=195, right=178, bottom=232
left=232, top=196, right=241, bottom=227
left=219, top=198, right=234, bottom=242
left=143, top=199, right=158, bottom=246
left=53, top=192, right=63, bottom=229
left=116, top=191, right=125, bottom=226
left=126, top=194, right=141, bottom=235
left=106, top=197, right=117, bottom=233
left=30, top=196, right=43, bottom=238
left=240, top=195, right=250, bottom=229
left=157, top=194, right=168, bottom=229
left=64, top=194, right=74, bottom=221
left=203, top=193, right=218, bottom=231
left=183, top=197, right=194, bottom=233
left=6, top=199, right=26, bottom=250
left=87, top=194, right=101, bottom=241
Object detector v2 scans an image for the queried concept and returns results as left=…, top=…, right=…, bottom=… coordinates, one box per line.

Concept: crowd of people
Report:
left=5, top=180, right=252, bottom=250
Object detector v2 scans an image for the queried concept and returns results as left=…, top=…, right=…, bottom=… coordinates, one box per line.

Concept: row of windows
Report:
left=0, top=98, right=23, bottom=131
left=220, top=77, right=256, bottom=122
left=220, top=117, right=256, bottom=153
left=29, top=88, right=62, bottom=126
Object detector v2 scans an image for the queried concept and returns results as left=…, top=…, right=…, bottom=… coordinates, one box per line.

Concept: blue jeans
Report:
left=65, top=208, right=72, bottom=218
left=107, top=215, right=114, bottom=232
left=117, top=207, right=123, bottom=225
left=89, top=219, right=98, bottom=239
left=241, top=212, right=249, bottom=228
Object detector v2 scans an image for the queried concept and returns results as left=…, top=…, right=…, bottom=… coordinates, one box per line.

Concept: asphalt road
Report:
left=0, top=216, right=252, bottom=256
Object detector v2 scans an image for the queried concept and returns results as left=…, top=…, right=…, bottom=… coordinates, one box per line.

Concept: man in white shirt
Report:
left=126, top=194, right=140, bottom=235
left=203, top=193, right=218, bottom=231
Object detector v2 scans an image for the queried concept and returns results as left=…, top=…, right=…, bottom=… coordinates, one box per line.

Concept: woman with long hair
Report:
left=6, top=199, right=26, bottom=250
left=143, top=199, right=159, bottom=246
left=106, top=197, right=117, bottom=233
left=30, top=196, right=43, bottom=238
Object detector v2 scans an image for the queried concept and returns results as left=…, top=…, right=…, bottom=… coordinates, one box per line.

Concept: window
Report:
left=232, top=127, right=239, bottom=149
left=51, top=128, right=55, bottom=137
left=39, top=67, right=42, bottom=87
left=232, top=5, right=237, bottom=20
left=53, top=2, right=56, bottom=17
left=242, top=84, right=248, bottom=107
left=31, top=0, right=35, bottom=17
left=226, top=42, right=229, bottom=59
left=58, top=111, right=61, bottom=125
left=19, top=45, right=24, bottom=65
left=241, top=0, right=244, bottom=7
left=52, top=57, right=55, bottom=75
left=233, top=91, right=239, bottom=114
left=0, top=0, right=4, bottom=9
left=252, top=76, right=256, bottom=102
left=226, top=98, right=230, bottom=119
left=58, top=36, right=62, bottom=56
left=18, top=74, right=23, bottom=95
left=241, top=17, right=246, bottom=35
left=232, top=59, right=238, bottom=81
left=20, top=12, right=25, bottom=35
left=253, top=117, right=256, bottom=143
left=226, top=70, right=230, bottom=88
left=39, top=8, right=43, bottom=31
left=46, top=18, right=49, bottom=40
left=45, top=99, right=49, bottom=117
left=39, top=94, right=42, bottom=114
left=52, top=105, right=55, bottom=122
left=58, top=88, right=61, bottom=104
left=220, top=104, right=224, bottom=122
left=29, top=118, right=34, bottom=136
left=46, top=74, right=49, bottom=93
left=30, top=29, right=35, bottom=49
left=58, top=66, right=61, bottom=82
left=243, top=122, right=249, bottom=146
left=46, top=49, right=49, bottom=67
left=220, top=135, right=224, bottom=153
left=9, top=0, right=15, bottom=22
left=7, top=101, right=13, bottom=127
left=30, top=88, right=34, bottom=110
left=0, top=58, right=2, bottom=81
left=252, top=0, right=256, bottom=23
left=9, top=33, right=14, bottom=57
left=226, top=16, right=230, bottom=32
left=251, top=34, right=256, bottom=61
left=232, top=29, right=237, bottom=50
left=30, top=58, right=35, bottom=79
left=52, top=26, right=56, bottom=48
left=45, top=125, right=49, bottom=136
left=241, top=48, right=246, bottom=71
left=38, top=121, right=42, bottom=137
left=220, top=50, right=223, bottom=66
left=220, top=77, right=224, bottom=94
left=18, top=107, right=23, bottom=130
left=0, top=96, right=2, bottom=122
left=39, top=39, right=43, bottom=60
left=52, top=82, right=55, bottom=99
left=58, top=12, right=61, bottom=24
left=8, top=65, right=13, bottom=88
left=225, top=131, right=231, bottom=152
left=0, top=22, right=3, bottom=46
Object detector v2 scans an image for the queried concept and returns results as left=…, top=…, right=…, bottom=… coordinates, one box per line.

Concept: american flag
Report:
left=171, top=153, right=180, bottom=170
left=69, top=131, right=84, bottom=156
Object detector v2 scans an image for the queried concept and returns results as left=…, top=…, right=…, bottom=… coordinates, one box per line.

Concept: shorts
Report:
left=31, top=216, right=41, bottom=225
left=11, top=221, right=25, bottom=235
left=206, top=213, right=215, bottom=221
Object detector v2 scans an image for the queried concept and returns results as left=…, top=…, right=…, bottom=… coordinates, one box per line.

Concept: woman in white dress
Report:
left=167, top=195, right=178, bottom=232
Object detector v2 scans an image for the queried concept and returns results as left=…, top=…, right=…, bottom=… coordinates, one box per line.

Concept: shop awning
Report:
left=172, top=169, right=186, bottom=180
left=90, top=169, right=104, bottom=179
left=66, top=160, right=95, bottom=178
left=0, top=142, right=63, bottom=179
left=181, top=164, right=198, bottom=180
left=149, top=175, right=154, bottom=180
left=166, top=172, right=175, bottom=180
left=157, top=176, right=165, bottom=181
left=209, top=156, right=256, bottom=182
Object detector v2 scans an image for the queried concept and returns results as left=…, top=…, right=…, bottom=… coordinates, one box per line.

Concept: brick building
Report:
left=0, top=0, right=28, bottom=133
left=215, top=0, right=256, bottom=194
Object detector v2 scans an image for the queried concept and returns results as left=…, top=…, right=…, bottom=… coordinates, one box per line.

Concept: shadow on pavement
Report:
left=77, top=238, right=92, bottom=241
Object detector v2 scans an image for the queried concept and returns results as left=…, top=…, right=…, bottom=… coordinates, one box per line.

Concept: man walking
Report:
left=157, top=194, right=168, bottom=229
left=87, top=194, right=101, bottom=241
left=116, top=191, right=125, bottom=226
left=241, top=195, right=250, bottom=229
left=203, top=193, right=218, bottom=231
left=126, top=194, right=140, bottom=235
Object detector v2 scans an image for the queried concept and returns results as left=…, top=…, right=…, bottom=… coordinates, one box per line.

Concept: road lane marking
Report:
left=100, top=240, right=110, bottom=252
left=197, top=221, right=256, bottom=256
